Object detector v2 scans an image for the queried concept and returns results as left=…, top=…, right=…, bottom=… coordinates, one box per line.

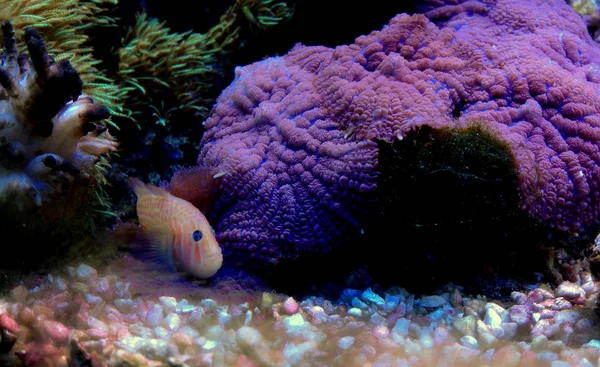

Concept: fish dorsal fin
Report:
left=144, top=182, right=170, bottom=197
left=128, top=177, right=170, bottom=198
left=164, top=166, right=222, bottom=214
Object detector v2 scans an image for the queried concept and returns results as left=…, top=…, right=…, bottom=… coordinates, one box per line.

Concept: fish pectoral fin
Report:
left=133, top=228, right=177, bottom=271
left=179, top=271, right=209, bottom=285
left=190, top=278, right=209, bottom=286
left=136, top=227, right=168, bottom=248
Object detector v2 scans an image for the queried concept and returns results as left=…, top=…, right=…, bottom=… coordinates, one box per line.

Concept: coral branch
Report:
left=0, top=21, right=118, bottom=210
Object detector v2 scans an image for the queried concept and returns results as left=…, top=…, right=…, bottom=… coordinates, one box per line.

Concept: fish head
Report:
left=179, top=212, right=223, bottom=279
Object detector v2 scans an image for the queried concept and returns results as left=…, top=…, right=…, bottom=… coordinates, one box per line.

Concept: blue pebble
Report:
left=340, top=289, right=362, bottom=304
left=429, top=308, right=445, bottom=321
left=383, top=295, right=400, bottom=313
left=583, top=339, right=600, bottom=350
left=370, top=313, right=387, bottom=325
left=392, top=318, right=410, bottom=337
left=361, top=288, right=385, bottom=306
left=537, top=351, right=559, bottom=362
left=351, top=297, right=368, bottom=309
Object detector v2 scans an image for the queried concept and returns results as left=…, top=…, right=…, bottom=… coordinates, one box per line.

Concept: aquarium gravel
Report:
left=1, top=257, right=600, bottom=367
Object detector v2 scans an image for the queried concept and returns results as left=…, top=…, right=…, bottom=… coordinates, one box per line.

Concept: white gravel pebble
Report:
left=218, top=309, right=231, bottom=325
left=347, top=307, right=362, bottom=317
left=114, top=299, right=135, bottom=314
left=4, top=252, right=600, bottom=367
left=146, top=304, right=164, bottom=328
left=420, top=332, right=434, bottom=349
left=129, top=323, right=153, bottom=338
left=283, top=341, right=316, bottom=366
left=419, top=295, right=445, bottom=308
left=236, top=326, right=262, bottom=348
left=200, top=299, right=218, bottom=310
left=154, top=326, right=169, bottom=339
left=460, top=335, right=479, bottom=349
left=484, top=307, right=502, bottom=328
left=87, top=316, right=108, bottom=331
left=244, top=310, right=253, bottom=325
left=159, top=296, right=177, bottom=313
left=338, top=336, right=355, bottom=350
left=556, top=282, right=583, bottom=299
left=164, top=313, right=181, bottom=331
left=76, top=264, right=98, bottom=285
left=202, top=339, right=217, bottom=351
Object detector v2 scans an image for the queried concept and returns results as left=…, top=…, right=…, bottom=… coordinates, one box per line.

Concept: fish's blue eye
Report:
left=192, top=230, right=202, bottom=242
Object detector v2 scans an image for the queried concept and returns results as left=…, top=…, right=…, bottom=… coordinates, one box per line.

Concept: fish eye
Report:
left=192, top=230, right=202, bottom=242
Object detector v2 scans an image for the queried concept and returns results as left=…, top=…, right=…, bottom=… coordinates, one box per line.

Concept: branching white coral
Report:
left=0, top=21, right=118, bottom=210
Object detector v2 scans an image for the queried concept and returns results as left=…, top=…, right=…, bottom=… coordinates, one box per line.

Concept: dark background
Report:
left=114, top=0, right=421, bottom=71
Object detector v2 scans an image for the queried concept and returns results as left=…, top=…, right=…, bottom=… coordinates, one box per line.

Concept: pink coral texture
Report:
left=198, top=0, right=600, bottom=263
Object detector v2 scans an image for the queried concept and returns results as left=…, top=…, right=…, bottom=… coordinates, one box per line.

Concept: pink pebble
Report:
left=570, top=296, right=586, bottom=305
left=135, top=300, right=149, bottom=320
left=519, top=349, right=538, bottom=367
left=547, top=297, right=572, bottom=311
left=543, top=323, right=561, bottom=339
left=525, top=290, right=544, bottom=305
left=93, top=278, right=112, bottom=299
left=43, top=320, right=70, bottom=346
left=104, top=305, right=123, bottom=321
left=539, top=309, right=557, bottom=320
left=0, top=313, right=20, bottom=334
left=46, top=291, right=69, bottom=309
left=491, top=345, right=521, bottom=367
left=282, top=297, right=299, bottom=314
left=236, top=354, right=257, bottom=367
left=122, top=313, right=139, bottom=324
left=530, top=320, right=551, bottom=338
left=511, top=292, right=527, bottom=305
left=433, top=326, right=451, bottom=345
left=508, top=305, right=531, bottom=325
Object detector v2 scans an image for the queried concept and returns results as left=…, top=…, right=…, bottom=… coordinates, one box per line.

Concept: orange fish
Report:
left=127, top=177, right=223, bottom=279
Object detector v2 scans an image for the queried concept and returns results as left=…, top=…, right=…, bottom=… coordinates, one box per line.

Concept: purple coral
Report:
left=198, top=0, right=600, bottom=264
left=199, top=57, right=379, bottom=262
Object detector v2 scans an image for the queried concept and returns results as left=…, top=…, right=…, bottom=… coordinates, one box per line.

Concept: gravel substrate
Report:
left=1, top=258, right=600, bottom=367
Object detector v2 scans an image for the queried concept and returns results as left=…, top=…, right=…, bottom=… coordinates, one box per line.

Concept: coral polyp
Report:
left=0, top=21, right=117, bottom=211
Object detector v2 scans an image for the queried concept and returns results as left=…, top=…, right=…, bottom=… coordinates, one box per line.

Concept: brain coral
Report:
left=197, top=0, right=600, bottom=265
